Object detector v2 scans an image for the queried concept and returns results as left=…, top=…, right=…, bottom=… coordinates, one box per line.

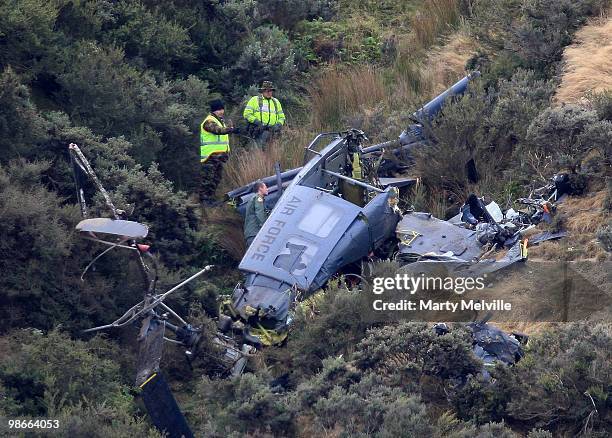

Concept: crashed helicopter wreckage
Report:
left=65, top=73, right=484, bottom=437
left=396, top=175, right=571, bottom=280
left=221, top=70, right=572, bottom=353
left=219, top=73, right=490, bottom=346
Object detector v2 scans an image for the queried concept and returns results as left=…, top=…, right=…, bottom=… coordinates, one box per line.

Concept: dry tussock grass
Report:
left=421, top=29, right=478, bottom=95
left=528, top=236, right=606, bottom=261
left=309, top=66, right=386, bottom=130
left=221, top=127, right=312, bottom=191
left=411, top=0, right=461, bottom=50
left=559, top=190, right=607, bottom=233
left=555, top=12, right=612, bottom=104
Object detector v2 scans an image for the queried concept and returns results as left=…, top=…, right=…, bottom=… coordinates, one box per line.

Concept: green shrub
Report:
left=578, top=120, right=612, bottom=165
left=0, top=330, right=132, bottom=416
left=525, top=105, right=599, bottom=164
left=189, top=373, right=294, bottom=437
left=589, top=89, right=612, bottom=121
left=286, top=285, right=371, bottom=376
left=0, top=0, right=59, bottom=75
left=104, top=1, right=195, bottom=72
left=507, top=322, right=612, bottom=435
left=0, top=68, right=48, bottom=163
left=596, top=223, right=612, bottom=252
left=352, top=322, right=480, bottom=383
left=231, top=25, right=298, bottom=100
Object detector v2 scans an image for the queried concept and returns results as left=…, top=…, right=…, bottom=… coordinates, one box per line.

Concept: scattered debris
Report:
left=434, top=315, right=527, bottom=379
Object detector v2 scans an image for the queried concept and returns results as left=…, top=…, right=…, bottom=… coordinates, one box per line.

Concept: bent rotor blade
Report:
left=139, top=372, right=194, bottom=438
left=135, top=317, right=165, bottom=387
left=136, top=318, right=194, bottom=438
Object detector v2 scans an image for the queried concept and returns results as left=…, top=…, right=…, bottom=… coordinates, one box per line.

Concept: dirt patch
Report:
left=472, top=259, right=612, bottom=328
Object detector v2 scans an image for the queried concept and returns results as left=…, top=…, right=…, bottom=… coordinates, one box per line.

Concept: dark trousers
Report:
left=247, top=124, right=274, bottom=148
left=199, top=153, right=228, bottom=202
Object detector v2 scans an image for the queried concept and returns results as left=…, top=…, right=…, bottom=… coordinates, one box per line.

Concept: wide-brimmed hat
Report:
left=259, top=81, right=276, bottom=91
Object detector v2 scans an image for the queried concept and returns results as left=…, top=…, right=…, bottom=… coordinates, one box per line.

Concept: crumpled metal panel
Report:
left=396, top=212, right=482, bottom=260
left=398, top=240, right=525, bottom=278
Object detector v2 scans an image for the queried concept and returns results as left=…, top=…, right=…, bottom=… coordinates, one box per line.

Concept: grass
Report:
left=308, top=26, right=477, bottom=136
left=411, top=0, right=462, bottom=51
left=555, top=12, right=612, bottom=104
left=221, top=127, right=313, bottom=191
left=420, top=29, right=478, bottom=94
left=309, top=66, right=387, bottom=131
left=308, top=0, right=469, bottom=134
left=561, top=190, right=608, bottom=234
left=202, top=204, right=246, bottom=260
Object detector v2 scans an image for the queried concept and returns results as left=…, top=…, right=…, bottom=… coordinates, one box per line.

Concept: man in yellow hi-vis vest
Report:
left=243, top=81, right=285, bottom=147
left=200, top=99, right=237, bottom=204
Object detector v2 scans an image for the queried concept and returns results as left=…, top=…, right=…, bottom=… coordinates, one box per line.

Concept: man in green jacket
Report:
left=243, top=181, right=269, bottom=247
left=243, top=81, right=285, bottom=147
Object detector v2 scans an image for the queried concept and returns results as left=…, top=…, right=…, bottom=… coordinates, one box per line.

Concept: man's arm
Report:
left=275, top=98, right=285, bottom=125
left=243, top=96, right=259, bottom=124
left=203, top=119, right=234, bottom=135
left=255, top=197, right=267, bottom=226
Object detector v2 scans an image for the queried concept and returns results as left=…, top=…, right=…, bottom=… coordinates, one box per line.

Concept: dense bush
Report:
left=469, top=0, right=609, bottom=79
left=285, top=285, right=370, bottom=376
left=415, top=70, right=555, bottom=202
left=352, top=322, right=481, bottom=395
left=590, top=90, right=612, bottom=121
left=526, top=105, right=599, bottom=160
left=0, top=68, right=48, bottom=162
left=188, top=372, right=295, bottom=437
left=507, top=322, right=612, bottom=436
left=0, top=330, right=132, bottom=416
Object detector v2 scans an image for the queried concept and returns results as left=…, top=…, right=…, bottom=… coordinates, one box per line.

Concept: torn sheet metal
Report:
left=378, top=177, right=417, bottom=188
left=396, top=212, right=482, bottom=261
left=529, top=230, right=568, bottom=245
left=398, top=240, right=526, bottom=279
left=485, top=201, right=503, bottom=223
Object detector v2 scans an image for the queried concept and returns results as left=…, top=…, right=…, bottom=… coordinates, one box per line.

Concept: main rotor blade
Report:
left=139, top=372, right=194, bottom=438
left=135, top=317, right=165, bottom=387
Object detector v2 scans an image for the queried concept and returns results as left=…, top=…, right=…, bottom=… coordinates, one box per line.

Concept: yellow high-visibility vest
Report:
left=243, top=95, right=285, bottom=126
left=200, top=114, right=229, bottom=163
